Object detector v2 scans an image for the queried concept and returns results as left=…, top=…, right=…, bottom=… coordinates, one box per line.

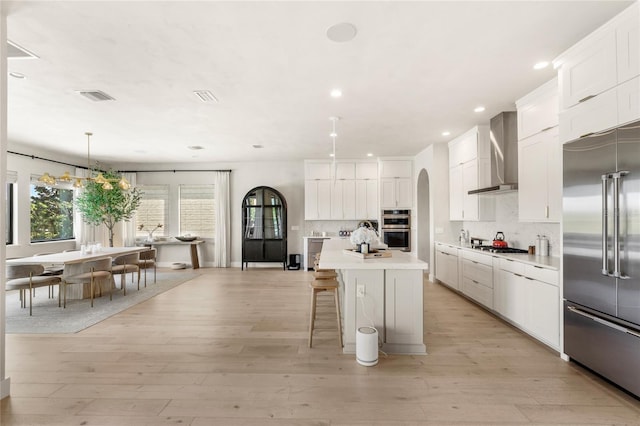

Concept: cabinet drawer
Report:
left=436, top=243, right=458, bottom=256
left=524, top=265, right=558, bottom=286
left=462, top=259, right=493, bottom=288
left=559, top=86, right=618, bottom=143
left=462, top=250, right=493, bottom=266
left=462, top=276, right=494, bottom=308
left=499, top=258, right=525, bottom=275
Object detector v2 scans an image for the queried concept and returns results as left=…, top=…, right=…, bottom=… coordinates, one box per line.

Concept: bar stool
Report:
left=308, top=277, right=343, bottom=348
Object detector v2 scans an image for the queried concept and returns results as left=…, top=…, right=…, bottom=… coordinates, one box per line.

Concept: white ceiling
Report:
left=4, top=1, right=635, bottom=167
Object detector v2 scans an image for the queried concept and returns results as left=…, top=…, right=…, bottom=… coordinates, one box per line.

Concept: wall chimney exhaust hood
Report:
left=468, top=111, right=518, bottom=195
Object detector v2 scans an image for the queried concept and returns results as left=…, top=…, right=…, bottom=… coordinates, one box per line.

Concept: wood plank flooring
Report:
left=2, top=268, right=639, bottom=425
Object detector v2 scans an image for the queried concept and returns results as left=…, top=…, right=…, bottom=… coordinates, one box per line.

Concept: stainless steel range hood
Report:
left=468, top=111, right=518, bottom=195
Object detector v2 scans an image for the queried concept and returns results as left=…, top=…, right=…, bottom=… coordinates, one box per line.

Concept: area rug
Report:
left=5, top=270, right=199, bottom=334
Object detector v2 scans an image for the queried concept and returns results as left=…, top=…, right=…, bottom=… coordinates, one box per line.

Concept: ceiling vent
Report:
left=76, top=90, right=116, bottom=102
left=193, top=90, right=218, bottom=103
left=7, top=40, right=39, bottom=59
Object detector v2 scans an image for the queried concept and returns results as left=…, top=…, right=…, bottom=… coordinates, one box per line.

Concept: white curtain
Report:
left=120, top=172, right=137, bottom=246
left=74, top=168, right=108, bottom=247
left=213, top=171, right=231, bottom=267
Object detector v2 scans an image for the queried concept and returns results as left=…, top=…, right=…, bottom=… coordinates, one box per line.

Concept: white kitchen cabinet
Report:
left=518, top=127, right=561, bottom=222
left=305, top=179, right=332, bottom=220
left=334, top=162, right=356, bottom=180
left=516, top=77, right=559, bottom=141
left=380, top=177, right=412, bottom=208
left=355, top=179, right=378, bottom=219
left=616, top=8, right=640, bottom=84
left=384, top=269, right=424, bottom=346
left=558, top=30, right=617, bottom=110
left=330, top=180, right=356, bottom=220
left=355, top=162, right=378, bottom=180
left=305, top=162, right=332, bottom=180
left=555, top=2, right=639, bottom=141
left=559, top=87, right=618, bottom=143
left=496, top=258, right=559, bottom=350
left=380, top=160, right=412, bottom=179
left=447, top=126, right=493, bottom=221
left=461, top=250, right=494, bottom=309
left=617, top=75, right=640, bottom=125
left=435, top=243, right=459, bottom=290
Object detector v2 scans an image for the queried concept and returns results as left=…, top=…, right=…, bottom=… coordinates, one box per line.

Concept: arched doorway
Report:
left=417, top=169, right=430, bottom=266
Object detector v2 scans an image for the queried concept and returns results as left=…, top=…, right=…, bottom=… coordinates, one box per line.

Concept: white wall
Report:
left=130, top=160, right=305, bottom=267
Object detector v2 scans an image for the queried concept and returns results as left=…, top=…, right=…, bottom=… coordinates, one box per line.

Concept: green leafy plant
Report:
left=75, top=170, right=142, bottom=247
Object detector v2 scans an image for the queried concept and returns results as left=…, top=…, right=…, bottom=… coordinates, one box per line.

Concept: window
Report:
left=30, top=183, right=74, bottom=242
left=179, top=184, right=215, bottom=238
left=136, top=185, right=169, bottom=238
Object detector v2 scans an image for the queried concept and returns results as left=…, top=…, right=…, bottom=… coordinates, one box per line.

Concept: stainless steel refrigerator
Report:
left=563, top=119, right=640, bottom=398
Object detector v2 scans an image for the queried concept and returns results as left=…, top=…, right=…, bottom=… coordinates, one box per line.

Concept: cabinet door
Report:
left=342, top=180, right=356, bottom=219
left=519, top=130, right=554, bottom=222
left=449, top=166, right=464, bottom=221
left=335, top=162, right=356, bottom=180
left=380, top=178, right=395, bottom=208
left=330, top=180, right=344, bottom=219
left=462, top=161, right=478, bottom=221
left=306, top=162, right=332, bottom=180
left=304, top=180, right=319, bottom=220
left=546, top=130, right=562, bottom=222
left=524, top=278, right=560, bottom=348
left=559, top=31, right=617, bottom=109
left=395, top=178, right=412, bottom=208
left=559, top=87, right=618, bottom=143
left=380, top=160, right=412, bottom=178
left=517, top=79, right=559, bottom=140
left=616, top=12, right=640, bottom=84
left=385, top=270, right=424, bottom=345
left=496, top=270, right=526, bottom=325
left=617, top=75, right=640, bottom=125
left=356, top=162, right=378, bottom=180
left=365, top=179, right=378, bottom=219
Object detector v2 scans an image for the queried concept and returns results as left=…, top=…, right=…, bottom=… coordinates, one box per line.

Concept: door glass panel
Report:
left=244, top=206, right=263, bottom=239
left=264, top=207, right=282, bottom=239
left=264, top=189, right=282, bottom=206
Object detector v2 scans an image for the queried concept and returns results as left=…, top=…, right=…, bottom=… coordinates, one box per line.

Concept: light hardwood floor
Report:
left=2, top=268, right=639, bottom=425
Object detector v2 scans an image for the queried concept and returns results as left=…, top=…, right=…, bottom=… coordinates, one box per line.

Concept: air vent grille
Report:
left=193, top=90, right=218, bottom=103
left=7, top=40, right=38, bottom=59
left=76, top=90, right=116, bottom=102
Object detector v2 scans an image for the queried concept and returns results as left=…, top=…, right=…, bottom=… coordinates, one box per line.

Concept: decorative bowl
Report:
left=175, top=236, right=198, bottom=242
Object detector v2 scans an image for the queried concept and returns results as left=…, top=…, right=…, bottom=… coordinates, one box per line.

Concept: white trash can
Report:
left=356, top=326, right=378, bottom=366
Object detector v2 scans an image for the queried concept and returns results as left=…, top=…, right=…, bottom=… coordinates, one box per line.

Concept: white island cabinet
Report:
left=319, top=238, right=428, bottom=355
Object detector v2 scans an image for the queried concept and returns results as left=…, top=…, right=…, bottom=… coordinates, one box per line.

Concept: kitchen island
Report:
left=319, top=239, right=429, bottom=355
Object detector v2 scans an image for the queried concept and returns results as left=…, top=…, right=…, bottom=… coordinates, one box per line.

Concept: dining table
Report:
left=7, top=246, right=149, bottom=299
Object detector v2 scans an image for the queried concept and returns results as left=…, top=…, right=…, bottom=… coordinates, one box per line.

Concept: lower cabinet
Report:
left=435, top=243, right=459, bottom=290
left=434, top=242, right=560, bottom=351
left=496, top=258, right=560, bottom=349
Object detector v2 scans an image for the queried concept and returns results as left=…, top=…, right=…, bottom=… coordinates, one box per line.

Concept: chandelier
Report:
left=38, top=132, right=131, bottom=190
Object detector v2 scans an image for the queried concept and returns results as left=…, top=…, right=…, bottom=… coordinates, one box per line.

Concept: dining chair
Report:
left=138, top=248, right=157, bottom=287
left=34, top=252, right=64, bottom=299
left=111, top=252, right=140, bottom=295
left=6, top=264, right=62, bottom=316
left=62, top=257, right=113, bottom=308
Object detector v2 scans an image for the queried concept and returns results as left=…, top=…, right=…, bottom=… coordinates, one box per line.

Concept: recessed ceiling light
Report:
left=329, top=153, right=335, bottom=157
left=330, top=89, right=342, bottom=98
left=367, top=153, right=373, bottom=157
left=188, top=145, right=204, bottom=150
left=9, top=72, right=25, bottom=79
left=330, top=132, right=337, bottom=138
left=442, top=131, right=451, bottom=136
left=252, top=144, right=263, bottom=149
left=327, top=23, right=357, bottom=43
left=533, top=61, right=549, bottom=70
left=474, top=106, right=485, bottom=113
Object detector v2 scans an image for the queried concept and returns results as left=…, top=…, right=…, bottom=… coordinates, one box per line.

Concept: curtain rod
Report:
left=9, top=151, right=232, bottom=173
left=9, top=150, right=89, bottom=170
left=120, top=169, right=232, bottom=173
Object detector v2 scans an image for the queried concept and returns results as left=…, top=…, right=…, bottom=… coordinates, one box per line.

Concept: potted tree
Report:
left=75, top=170, right=142, bottom=247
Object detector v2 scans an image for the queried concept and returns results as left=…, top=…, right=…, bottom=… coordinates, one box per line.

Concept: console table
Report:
left=141, top=239, right=204, bottom=269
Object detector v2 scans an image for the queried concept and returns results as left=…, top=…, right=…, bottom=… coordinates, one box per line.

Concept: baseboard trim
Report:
left=1, top=377, right=10, bottom=399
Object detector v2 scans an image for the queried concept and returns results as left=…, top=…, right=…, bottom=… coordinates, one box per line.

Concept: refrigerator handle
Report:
left=601, top=174, right=610, bottom=276
left=612, top=171, right=630, bottom=279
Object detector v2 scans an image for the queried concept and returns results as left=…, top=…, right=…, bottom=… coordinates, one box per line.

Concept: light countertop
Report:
left=319, top=238, right=428, bottom=271
left=436, top=240, right=560, bottom=270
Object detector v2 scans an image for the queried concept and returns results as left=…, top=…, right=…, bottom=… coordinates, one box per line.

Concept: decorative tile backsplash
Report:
left=461, top=192, right=560, bottom=257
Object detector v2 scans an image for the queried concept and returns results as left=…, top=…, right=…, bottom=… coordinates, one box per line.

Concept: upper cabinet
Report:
left=554, top=2, right=639, bottom=143
left=304, top=160, right=378, bottom=220
left=379, top=159, right=412, bottom=208
left=516, top=78, right=561, bottom=222
left=447, top=126, right=494, bottom=221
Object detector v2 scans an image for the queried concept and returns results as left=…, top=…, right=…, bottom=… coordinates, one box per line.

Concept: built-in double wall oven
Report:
left=381, top=209, right=410, bottom=251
